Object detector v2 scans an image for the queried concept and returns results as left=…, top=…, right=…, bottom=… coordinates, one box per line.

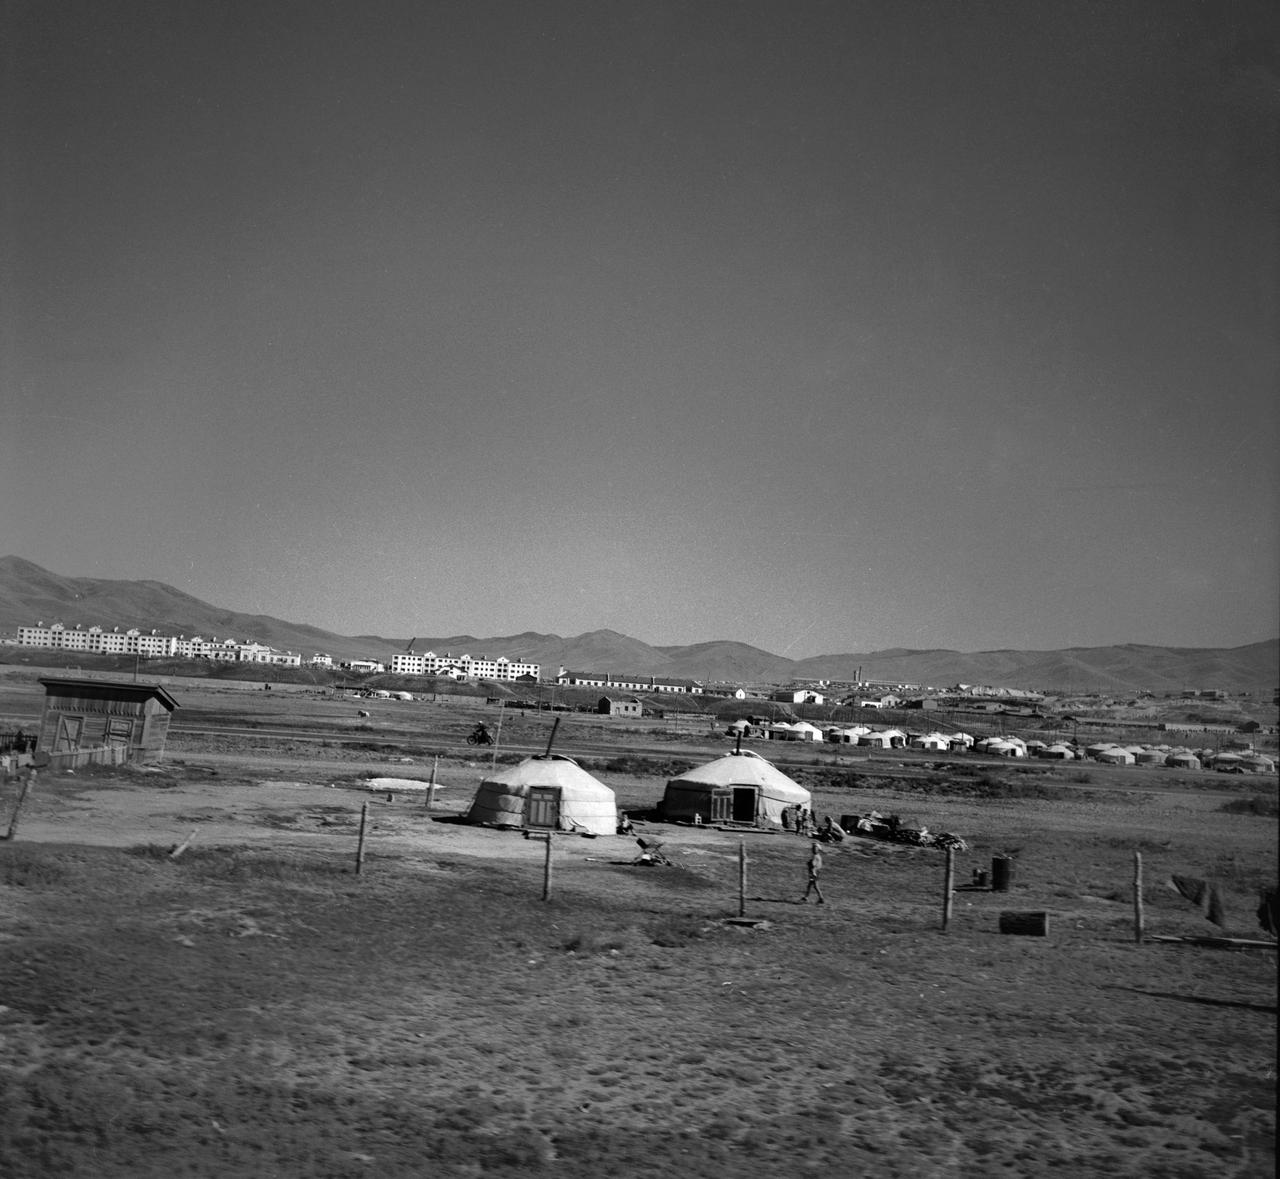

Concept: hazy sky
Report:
left=3, top=1, right=1277, bottom=657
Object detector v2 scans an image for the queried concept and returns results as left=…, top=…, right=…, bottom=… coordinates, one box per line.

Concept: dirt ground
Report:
left=0, top=719, right=1276, bottom=1177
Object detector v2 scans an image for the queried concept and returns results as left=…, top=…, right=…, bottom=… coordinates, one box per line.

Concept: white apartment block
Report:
left=17, top=623, right=178, bottom=658
left=18, top=623, right=298, bottom=666
left=389, top=651, right=540, bottom=681
left=237, top=643, right=302, bottom=667
left=173, top=636, right=239, bottom=661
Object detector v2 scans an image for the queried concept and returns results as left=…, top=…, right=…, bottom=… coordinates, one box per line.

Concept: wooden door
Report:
left=526, top=786, right=561, bottom=829
left=710, top=788, right=733, bottom=823
left=54, top=716, right=84, bottom=753
left=105, top=717, right=135, bottom=750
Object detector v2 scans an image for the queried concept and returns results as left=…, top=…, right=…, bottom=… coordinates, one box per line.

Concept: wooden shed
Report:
left=597, top=695, right=642, bottom=718
left=37, top=678, right=179, bottom=765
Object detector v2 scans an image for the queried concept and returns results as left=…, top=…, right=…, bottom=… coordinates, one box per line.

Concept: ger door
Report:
left=526, top=786, right=561, bottom=830
left=731, top=787, right=759, bottom=824
left=710, top=788, right=733, bottom=823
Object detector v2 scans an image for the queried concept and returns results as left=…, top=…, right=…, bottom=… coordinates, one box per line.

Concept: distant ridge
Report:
left=0, top=557, right=1275, bottom=693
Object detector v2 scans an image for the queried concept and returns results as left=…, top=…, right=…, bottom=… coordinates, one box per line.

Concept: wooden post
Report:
left=3, top=771, right=36, bottom=841
left=541, top=833, right=553, bottom=901
left=426, top=755, right=439, bottom=810
left=355, top=802, right=369, bottom=875
left=1133, top=851, right=1144, bottom=944
left=738, top=839, right=747, bottom=917
left=491, top=708, right=504, bottom=771
left=169, top=829, right=199, bottom=860
left=942, top=844, right=955, bottom=930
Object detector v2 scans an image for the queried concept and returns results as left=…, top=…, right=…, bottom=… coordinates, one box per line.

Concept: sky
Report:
left=2, top=1, right=1277, bottom=658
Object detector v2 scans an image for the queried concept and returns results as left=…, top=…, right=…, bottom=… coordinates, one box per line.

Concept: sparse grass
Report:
left=0, top=689, right=1276, bottom=1179
left=0, top=845, right=67, bottom=887
left=123, top=845, right=351, bottom=880
left=648, top=913, right=713, bottom=946
left=590, top=754, right=694, bottom=778
left=562, top=927, right=638, bottom=954
left=800, top=766, right=1093, bottom=802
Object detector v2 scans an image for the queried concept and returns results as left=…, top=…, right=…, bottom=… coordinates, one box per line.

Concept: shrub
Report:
left=1219, top=796, right=1280, bottom=817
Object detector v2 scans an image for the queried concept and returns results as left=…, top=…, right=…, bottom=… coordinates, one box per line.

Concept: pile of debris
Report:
left=840, top=810, right=967, bottom=852
left=633, top=837, right=674, bottom=866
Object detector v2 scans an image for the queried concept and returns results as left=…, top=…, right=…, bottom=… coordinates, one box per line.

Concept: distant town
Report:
left=7, top=621, right=1256, bottom=711
left=12, top=622, right=541, bottom=681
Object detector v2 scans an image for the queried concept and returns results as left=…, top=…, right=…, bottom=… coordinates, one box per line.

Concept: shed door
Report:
left=54, top=716, right=84, bottom=753
left=106, top=717, right=135, bottom=750
left=526, top=786, right=561, bottom=829
left=710, top=788, right=733, bottom=823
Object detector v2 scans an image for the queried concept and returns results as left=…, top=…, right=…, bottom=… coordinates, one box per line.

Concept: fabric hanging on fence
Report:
left=1169, top=874, right=1228, bottom=928
left=1257, top=887, right=1279, bottom=937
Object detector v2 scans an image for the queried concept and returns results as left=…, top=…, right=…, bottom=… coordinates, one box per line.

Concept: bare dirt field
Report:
left=0, top=677, right=1276, bottom=1177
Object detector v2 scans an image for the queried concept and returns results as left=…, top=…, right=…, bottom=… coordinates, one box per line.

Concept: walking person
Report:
left=800, top=842, right=826, bottom=905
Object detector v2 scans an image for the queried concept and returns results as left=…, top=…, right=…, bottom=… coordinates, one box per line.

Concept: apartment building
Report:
left=389, top=651, right=540, bottom=681
left=17, top=623, right=178, bottom=658
left=18, top=623, right=298, bottom=665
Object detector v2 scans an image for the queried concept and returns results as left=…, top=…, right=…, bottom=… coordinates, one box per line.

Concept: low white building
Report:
left=341, top=659, right=386, bottom=674
left=556, top=668, right=703, bottom=694
left=771, top=688, right=825, bottom=705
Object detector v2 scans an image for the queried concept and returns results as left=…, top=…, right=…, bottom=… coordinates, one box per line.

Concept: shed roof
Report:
left=39, top=678, right=179, bottom=711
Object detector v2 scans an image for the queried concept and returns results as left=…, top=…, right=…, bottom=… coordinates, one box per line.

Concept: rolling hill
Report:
left=0, top=557, right=1275, bottom=693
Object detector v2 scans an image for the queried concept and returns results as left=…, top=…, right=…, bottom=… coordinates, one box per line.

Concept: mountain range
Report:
left=1, top=556, right=1275, bottom=694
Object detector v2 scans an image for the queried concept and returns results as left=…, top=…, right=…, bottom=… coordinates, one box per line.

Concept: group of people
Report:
left=783, top=805, right=849, bottom=845
left=781, top=804, right=814, bottom=834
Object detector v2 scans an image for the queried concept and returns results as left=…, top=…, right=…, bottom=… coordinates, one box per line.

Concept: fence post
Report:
left=738, top=839, right=747, bottom=917
left=491, top=709, right=504, bottom=771
left=4, top=770, right=36, bottom=841
left=541, top=833, right=553, bottom=901
left=426, top=755, right=438, bottom=810
left=355, top=802, right=369, bottom=875
left=1133, top=851, right=1144, bottom=944
left=942, top=844, right=955, bottom=930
